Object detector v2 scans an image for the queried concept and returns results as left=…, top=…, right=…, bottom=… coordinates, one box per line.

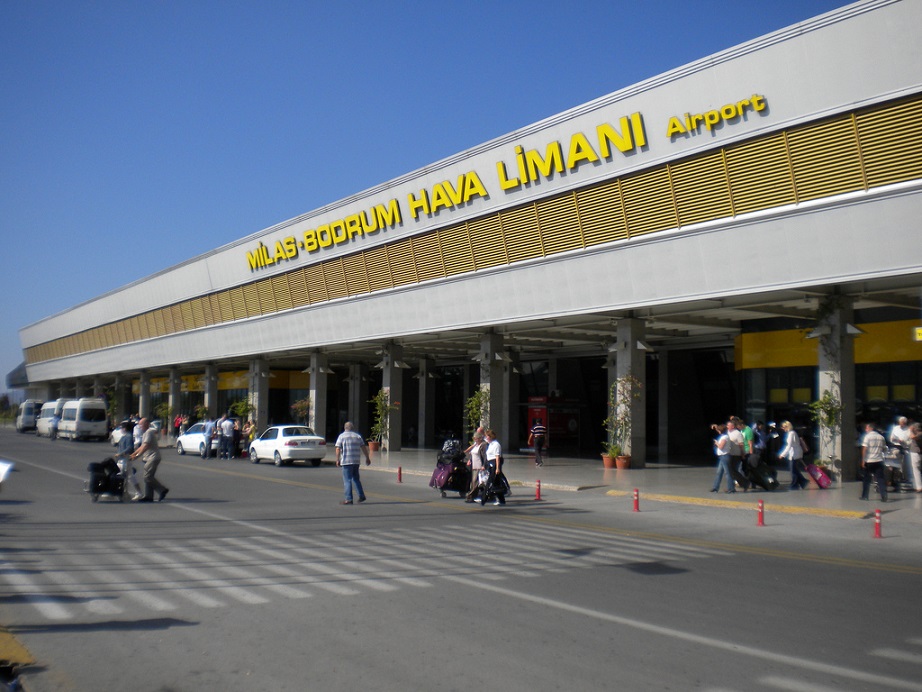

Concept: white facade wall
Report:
left=20, top=0, right=922, bottom=381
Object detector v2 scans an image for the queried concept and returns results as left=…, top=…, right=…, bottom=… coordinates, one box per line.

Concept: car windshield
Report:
left=187, top=424, right=203, bottom=434
left=282, top=427, right=313, bottom=437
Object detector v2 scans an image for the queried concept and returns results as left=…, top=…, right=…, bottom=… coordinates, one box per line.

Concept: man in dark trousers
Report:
left=527, top=419, right=547, bottom=467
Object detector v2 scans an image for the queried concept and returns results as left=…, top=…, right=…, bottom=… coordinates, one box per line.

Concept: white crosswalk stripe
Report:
left=0, top=519, right=732, bottom=623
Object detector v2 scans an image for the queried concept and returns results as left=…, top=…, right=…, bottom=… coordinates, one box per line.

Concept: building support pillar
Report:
left=347, top=364, right=369, bottom=435
left=308, top=353, right=330, bottom=440
left=247, top=359, right=269, bottom=433
left=477, top=332, right=508, bottom=445
left=380, top=343, right=404, bottom=451
left=167, top=368, right=182, bottom=441
left=204, top=364, right=219, bottom=420
left=138, top=372, right=151, bottom=420
left=417, top=358, right=435, bottom=448
left=815, top=296, right=859, bottom=482
left=617, top=318, right=648, bottom=468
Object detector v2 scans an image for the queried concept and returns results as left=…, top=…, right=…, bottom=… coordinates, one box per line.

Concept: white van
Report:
left=57, top=398, right=109, bottom=441
left=15, top=399, right=43, bottom=433
left=36, top=399, right=68, bottom=437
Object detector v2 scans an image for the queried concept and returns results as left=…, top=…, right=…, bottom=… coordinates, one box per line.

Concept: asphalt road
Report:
left=1, top=428, right=921, bottom=691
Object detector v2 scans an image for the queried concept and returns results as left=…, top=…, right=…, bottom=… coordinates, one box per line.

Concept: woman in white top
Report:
left=482, top=429, right=506, bottom=506
left=778, top=420, right=807, bottom=490
left=464, top=431, right=486, bottom=502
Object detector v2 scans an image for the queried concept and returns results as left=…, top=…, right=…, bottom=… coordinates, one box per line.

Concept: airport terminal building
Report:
left=13, top=0, right=922, bottom=476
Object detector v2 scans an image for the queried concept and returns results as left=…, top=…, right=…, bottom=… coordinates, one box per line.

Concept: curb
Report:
left=605, top=490, right=870, bottom=520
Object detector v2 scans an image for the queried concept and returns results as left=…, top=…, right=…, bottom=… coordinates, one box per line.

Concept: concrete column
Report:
left=138, top=372, right=151, bottom=419
left=477, top=332, right=508, bottom=445
left=309, top=353, right=330, bottom=439
left=657, top=350, right=669, bottom=461
left=616, top=318, right=647, bottom=468
left=204, top=364, right=219, bottom=419
left=815, top=296, right=858, bottom=481
left=417, top=358, right=435, bottom=448
left=168, top=368, right=182, bottom=441
left=381, top=343, right=404, bottom=451
left=114, top=376, right=131, bottom=423
left=92, top=377, right=105, bottom=398
left=347, top=364, right=370, bottom=435
left=247, top=359, right=269, bottom=432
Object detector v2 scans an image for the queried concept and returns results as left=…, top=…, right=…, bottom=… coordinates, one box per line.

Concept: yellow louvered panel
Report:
left=725, top=134, right=795, bottom=214
left=256, top=280, right=277, bottom=314
left=501, top=205, right=543, bottom=263
left=387, top=239, right=418, bottom=286
left=857, top=97, right=922, bottom=188
left=179, top=301, right=194, bottom=331
left=411, top=233, right=445, bottom=283
left=364, top=245, right=395, bottom=291
left=787, top=117, right=864, bottom=201
left=621, top=167, right=677, bottom=237
left=287, top=268, right=309, bottom=307
left=115, top=320, right=126, bottom=345
left=272, top=274, right=293, bottom=311
left=92, top=327, right=105, bottom=350
left=160, top=308, right=173, bottom=335
left=242, top=283, right=261, bottom=317
left=170, top=304, right=185, bottom=332
left=342, top=253, right=371, bottom=295
left=438, top=224, right=476, bottom=277
left=190, top=298, right=205, bottom=329
left=670, top=151, right=733, bottom=226
left=576, top=180, right=626, bottom=246
left=305, top=265, right=328, bottom=303
left=467, top=215, right=507, bottom=269
left=229, top=287, right=247, bottom=320
left=323, top=259, right=349, bottom=300
left=216, top=292, right=232, bottom=323
left=143, top=312, right=156, bottom=338
left=536, top=192, right=583, bottom=255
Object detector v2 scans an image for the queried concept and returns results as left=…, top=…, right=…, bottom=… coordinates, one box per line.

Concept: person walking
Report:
left=202, top=415, right=215, bottom=459
left=464, top=431, right=486, bottom=502
left=527, top=419, right=548, bottom=467
left=482, top=428, right=506, bottom=506
left=726, top=419, right=750, bottom=491
left=116, top=421, right=143, bottom=501
left=710, top=423, right=735, bottom=493
left=889, top=416, right=913, bottom=488
left=130, top=417, right=169, bottom=502
left=910, top=422, right=922, bottom=493
left=335, top=422, right=370, bottom=505
left=860, top=422, right=888, bottom=502
left=778, top=420, right=808, bottom=490
left=219, top=414, right=235, bottom=459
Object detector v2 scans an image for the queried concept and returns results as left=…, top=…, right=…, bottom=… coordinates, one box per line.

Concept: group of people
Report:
left=860, top=417, right=922, bottom=502
left=463, top=428, right=507, bottom=505
left=710, top=416, right=763, bottom=493
left=196, top=414, right=256, bottom=459
left=115, top=417, right=169, bottom=503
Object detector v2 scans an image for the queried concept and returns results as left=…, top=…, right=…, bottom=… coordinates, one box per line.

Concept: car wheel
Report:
left=177, top=442, right=185, bottom=455
left=249, top=447, right=259, bottom=464
left=199, top=443, right=206, bottom=457
left=274, top=451, right=283, bottom=467
left=310, top=459, right=322, bottom=467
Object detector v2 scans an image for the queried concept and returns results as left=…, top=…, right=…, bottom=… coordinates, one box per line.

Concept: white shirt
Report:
left=485, top=439, right=502, bottom=462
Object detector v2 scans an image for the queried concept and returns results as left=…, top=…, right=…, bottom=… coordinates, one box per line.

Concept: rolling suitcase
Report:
left=746, top=458, right=779, bottom=491
left=804, top=462, right=832, bottom=489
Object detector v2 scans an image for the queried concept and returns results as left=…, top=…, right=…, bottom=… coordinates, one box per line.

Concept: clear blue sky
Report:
left=0, top=0, right=849, bottom=395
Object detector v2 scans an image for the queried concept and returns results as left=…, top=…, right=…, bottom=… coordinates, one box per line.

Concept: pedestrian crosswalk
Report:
left=0, top=521, right=732, bottom=623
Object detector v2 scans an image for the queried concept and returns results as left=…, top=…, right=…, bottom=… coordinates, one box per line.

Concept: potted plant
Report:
left=602, top=373, right=642, bottom=469
left=289, top=397, right=310, bottom=425
left=368, top=388, right=398, bottom=451
left=808, top=389, right=844, bottom=482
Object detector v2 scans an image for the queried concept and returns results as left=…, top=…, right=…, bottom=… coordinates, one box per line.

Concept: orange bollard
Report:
left=757, top=499, right=765, bottom=526
left=874, top=508, right=882, bottom=538
left=633, top=488, right=640, bottom=512
left=535, top=479, right=542, bottom=501
left=397, top=466, right=402, bottom=483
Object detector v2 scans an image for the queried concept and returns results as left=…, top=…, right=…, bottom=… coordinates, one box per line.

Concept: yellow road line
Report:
left=0, top=626, right=34, bottom=666
left=606, top=490, right=869, bottom=520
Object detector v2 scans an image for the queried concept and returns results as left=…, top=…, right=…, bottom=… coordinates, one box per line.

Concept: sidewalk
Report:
left=364, top=447, right=922, bottom=525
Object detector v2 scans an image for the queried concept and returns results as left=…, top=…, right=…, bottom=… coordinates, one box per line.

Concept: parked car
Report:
left=175, top=422, right=220, bottom=457
left=248, top=425, right=327, bottom=467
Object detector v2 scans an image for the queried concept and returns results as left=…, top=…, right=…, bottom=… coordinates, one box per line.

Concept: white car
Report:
left=248, top=425, right=327, bottom=467
left=175, top=422, right=219, bottom=457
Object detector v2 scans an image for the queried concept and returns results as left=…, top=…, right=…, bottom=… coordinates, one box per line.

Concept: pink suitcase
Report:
left=805, top=463, right=832, bottom=489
